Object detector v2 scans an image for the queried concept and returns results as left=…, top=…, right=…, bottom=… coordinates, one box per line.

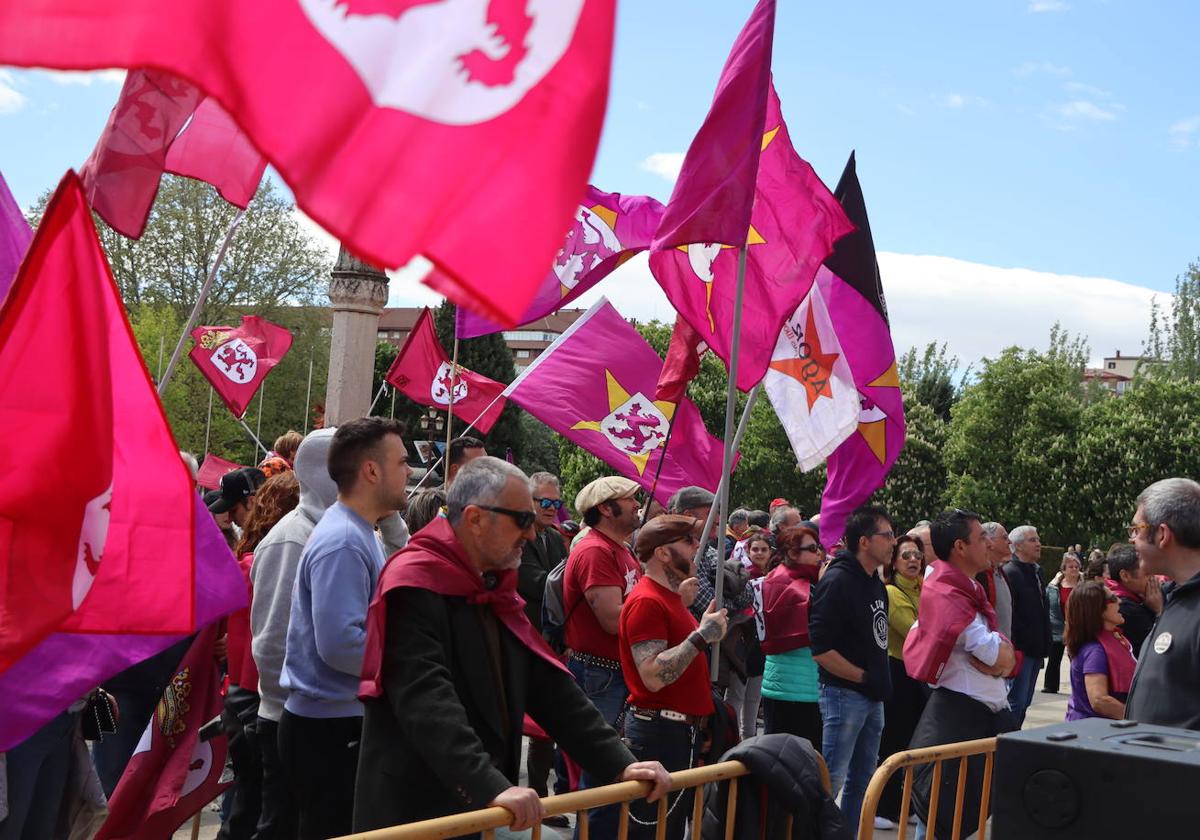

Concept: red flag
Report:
left=165, top=97, right=268, bottom=209
left=654, top=316, right=708, bottom=403
left=96, top=624, right=232, bottom=840
left=188, top=316, right=294, bottom=419
left=195, top=454, right=248, bottom=491
left=0, top=0, right=617, bottom=328
left=384, top=308, right=507, bottom=435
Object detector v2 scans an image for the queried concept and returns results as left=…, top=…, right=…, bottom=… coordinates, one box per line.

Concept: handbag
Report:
left=81, top=688, right=118, bottom=742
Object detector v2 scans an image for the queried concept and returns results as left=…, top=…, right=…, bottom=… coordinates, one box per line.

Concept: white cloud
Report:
left=641, top=152, right=685, bottom=183
left=293, top=208, right=340, bottom=262
left=1169, top=115, right=1200, bottom=148
left=1029, top=0, right=1069, bottom=12
left=1015, top=61, right=1072, bottom=78
left=1052, top=100, right=1119, bottom=122
left=40, top=69, right=126, bottom=86
left=895, top=104, right=917, bottom=117
left=0, top=70, right=28, bottom=115
left=937, top=93, right=987, bottom=110
left=1063, top=81, right=1112, bottom=100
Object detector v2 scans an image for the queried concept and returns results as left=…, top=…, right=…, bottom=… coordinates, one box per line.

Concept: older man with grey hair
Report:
left=1125, top=478, right=1200, bottom=730
left=354, top=457, right=669, bottom=833
left=769, top=505, right=802, bottom=539
left=1001, top=524, right=1050, bottom=726
left=980, top=522, right=1014, bottom=638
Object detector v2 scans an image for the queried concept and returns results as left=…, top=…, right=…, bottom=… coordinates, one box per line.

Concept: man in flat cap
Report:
left=562, top=475, right=643, bottom=836
left=620, top=516, right=729, bottom=839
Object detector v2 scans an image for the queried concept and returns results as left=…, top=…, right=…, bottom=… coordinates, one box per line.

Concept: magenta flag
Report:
left=650, top=82, right=854, bottom=391
left=0, top=171, right=32, bottom=303
left=165, top=96, right=267, bottom=208
left=503, top=298, right=725, bottom=504
left=196, top=453, right=248, bottom=492
left=0, top=172, right=245, bottom=749
left=188, top=316, right=294, bottom=419
left=455, top=186, right=663, bottom=338
left=817, top=154, right=906, bottom=546
left=0, top=0, right=617, bottom=329
left=652, top=0, right=775, bottom=250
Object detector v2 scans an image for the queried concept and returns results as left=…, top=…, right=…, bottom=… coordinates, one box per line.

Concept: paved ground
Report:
left=173, top=690, right=1071, bottom=839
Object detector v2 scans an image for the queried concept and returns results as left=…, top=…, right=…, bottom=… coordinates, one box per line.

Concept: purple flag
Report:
left=650, top=82, right=854, bottom=391
left=0, top=498, right=245, bottom=750
left=503, top=299, right=726, bottom=505
left=651, top=0, right=775, bottom=250
left=818, top=154, right=906, bottom=546
left=456, top=186, right=663, bottom=338
left=0, top=171, right=33, bottom=303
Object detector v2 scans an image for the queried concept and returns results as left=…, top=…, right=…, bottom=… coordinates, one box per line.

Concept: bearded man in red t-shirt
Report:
left=619, top=515, right=729, bottom=840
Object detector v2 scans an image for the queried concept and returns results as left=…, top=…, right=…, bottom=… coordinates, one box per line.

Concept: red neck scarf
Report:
left=360, top=517, right=567, bottom=699
left=759, top=562, right=820, bottom=655
left=1097, top=628, right=1137, bottom=694
left=1104, top=577, right=1143, bottom=604
left=904, top=560, right=1016, bottom=684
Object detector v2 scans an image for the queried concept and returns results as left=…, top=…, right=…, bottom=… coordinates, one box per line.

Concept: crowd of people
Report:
left=4, top=418, right=1200, bottom=840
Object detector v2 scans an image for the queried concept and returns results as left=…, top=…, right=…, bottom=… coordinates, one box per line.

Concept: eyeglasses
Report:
left=1129, top=522, right=1152, bottom=539
left=899, top=549, right=924, bottom=560
left=476, top=505, right=536, bottom=529
left=869, top=530, right=896, bottom=540
left=533, top=497, right=564, bottom=510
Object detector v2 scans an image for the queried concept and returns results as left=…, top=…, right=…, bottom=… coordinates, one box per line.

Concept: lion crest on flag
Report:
left=72, top=484, right=113, bottom=610
left=299, top=0, right=585, bottom=124
left=602, top=393, right=668, bottom=457
left=210, top=337, right=258, bottom=384
left=431, top=361, right=468, bottom=405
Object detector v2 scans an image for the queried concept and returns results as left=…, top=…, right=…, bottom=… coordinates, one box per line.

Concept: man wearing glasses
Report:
left=808, top=504, right=895, bottom=831
left=1125, top=478, right=1200, bottom=730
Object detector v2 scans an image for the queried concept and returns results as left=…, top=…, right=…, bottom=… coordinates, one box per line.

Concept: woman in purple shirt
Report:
left=1064, top=581, right=1138, bottom=720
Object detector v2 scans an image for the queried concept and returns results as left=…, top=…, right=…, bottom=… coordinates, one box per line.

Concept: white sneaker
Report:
left=908, top=815, right=919, bottom=825
left=875, top=816, right=897, bottom=830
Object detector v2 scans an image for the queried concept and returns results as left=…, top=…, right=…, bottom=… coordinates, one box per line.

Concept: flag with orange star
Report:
left=763, top=275, right=860, bottom=470
left=503, top=299, right=726, bottom=503
left=817, top=153, right=907, bottom=546
left=649, top=80, right=854, bottom=392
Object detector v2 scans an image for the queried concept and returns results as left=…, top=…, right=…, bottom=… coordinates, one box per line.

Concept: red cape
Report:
left=1098, top=628, right=1137, bottom=695
left=360, top=517, right=567, bottom=699
left=759, top=562, right=819, bottom=655
left=903, top=560, right=1020, bottom=684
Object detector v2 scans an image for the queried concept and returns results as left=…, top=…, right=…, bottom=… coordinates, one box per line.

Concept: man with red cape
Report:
left=355, top=456, right=669, bottom=832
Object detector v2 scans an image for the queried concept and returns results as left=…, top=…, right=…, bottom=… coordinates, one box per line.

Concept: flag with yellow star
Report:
left=649, top=80, right=854, bottom=392
left=817, top=153, right=907, bottom=546
left=456, top=185, right=663, bottom=339
left=763, top=274, right=860, bottom=470
left=502, top=299, right=726, bottom=503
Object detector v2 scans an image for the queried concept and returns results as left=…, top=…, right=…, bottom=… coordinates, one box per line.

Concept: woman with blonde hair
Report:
left=1043, top=553, right=1082, bottom=694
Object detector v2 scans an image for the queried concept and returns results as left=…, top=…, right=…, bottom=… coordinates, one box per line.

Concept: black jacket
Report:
left=1001, top=558, right=1051, bottom=659
left=1126, top=570, right=1200, bottom=730
left=352, top=587, right=634, bottom=832
left=1117, top=596, right=1158, bottom=657
left=808, top=552, right=892, bottom=702
left=701, top=734, right=852, bottom=840
left=517, top=527, right=567, bottom=631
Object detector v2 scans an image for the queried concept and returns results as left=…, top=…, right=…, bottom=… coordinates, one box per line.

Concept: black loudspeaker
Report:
left=993, top=717, right=1200, bottom=838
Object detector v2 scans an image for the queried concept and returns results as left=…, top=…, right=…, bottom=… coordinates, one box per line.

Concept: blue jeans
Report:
left=1007, top=656, right=1043, bottom=728
left=567, top=657, right=628, bottom=840
left=819, top=684, right=884, bottom=831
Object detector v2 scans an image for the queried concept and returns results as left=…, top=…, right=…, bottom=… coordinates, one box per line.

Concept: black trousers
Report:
left=278, top=710, right=361, bottom=840
left=254, top=717, right=297, bottom=840
left=762, top=697, right=823, bottom=752
left=624, top=715, right=699, bottom=840
left=878, top=658, right=929, bottom=821
left=526, top=735, right=556, bottom=798
left=216, top=687, right=263, bottom=840
left=1043, top=640, right=1065, bottom=692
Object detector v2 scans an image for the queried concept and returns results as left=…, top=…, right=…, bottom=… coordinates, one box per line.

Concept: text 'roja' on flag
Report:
left=818, top=153, right=906, bottom=547
left=81, top=69, right=266, bottom=240
left=650, top=81, right=854, bottom=391
left=455, top=186, right=664, bottom=339
left=0, top=0, right=617, bottom=328
left=385, top=308, right=507, bottom=435
left=764, top=274, right=860, bottom=471
left=0, top=171, right=245, bottom=750
left=188, top=316, right=293, bottom=419
left=503, top=298, right=726, bottom=504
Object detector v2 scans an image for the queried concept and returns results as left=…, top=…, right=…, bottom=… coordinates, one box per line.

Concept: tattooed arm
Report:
left=629, top=605, right=728, bottom=692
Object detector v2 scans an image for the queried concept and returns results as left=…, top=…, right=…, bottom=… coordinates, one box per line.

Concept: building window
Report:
left=516, top=350, right=530, bottom=358
left=502, top=330, right=558, bottom=342
left=1108, top=362, right=1116, bottom=369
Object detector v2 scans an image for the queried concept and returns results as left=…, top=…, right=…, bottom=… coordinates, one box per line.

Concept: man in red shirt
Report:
left=563, top=475, right=643, bottom=837
left=620, top=515, right=729, bottom=840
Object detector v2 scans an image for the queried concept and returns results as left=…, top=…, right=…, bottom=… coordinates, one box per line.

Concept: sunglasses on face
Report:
left=533, top=497, right=564, bottom=510
left=899, top=549, right=923, bottom=560
left=789, top=544, right=823, bottom=555
left=477, top=505, right=536, bottom=530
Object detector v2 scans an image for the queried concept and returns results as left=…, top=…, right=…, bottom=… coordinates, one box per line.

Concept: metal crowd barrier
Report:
left=336, top=756, right=832, bottom=840
left=857, top=737, right=999, bottom=840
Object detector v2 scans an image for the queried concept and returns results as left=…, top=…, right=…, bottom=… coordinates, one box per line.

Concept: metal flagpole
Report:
left=157, top=208, right=247, bottom=394
left=642, top=405, right=680, bottom=528
left=692, top=381, right=760, bottom=561
left=255, top=382, right=265, bottom=447
left=238, top=419, right=271, bottom=458
left=156, top=333, right=165, bottom=383
left=442, top=335, right=460, bottom=489
left=407, top=389, right=505, bottom=498
left=711, top=245, right=748, bottom=681
left=203, top=387, right=214, bottom=457
left=367, top=382, right=388, bottom=414
left=303, top=354, right=314, bottom=434
left=390, top=384, right=397, bottom=418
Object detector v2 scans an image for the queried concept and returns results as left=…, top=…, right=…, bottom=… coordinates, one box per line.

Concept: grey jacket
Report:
left=1126, top=570, right=1200, bottom=730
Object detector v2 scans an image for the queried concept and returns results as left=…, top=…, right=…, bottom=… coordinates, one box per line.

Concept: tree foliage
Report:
left=1145, top=262, right=1200, bottom=382
left=897, top=341, right=966, bottom=421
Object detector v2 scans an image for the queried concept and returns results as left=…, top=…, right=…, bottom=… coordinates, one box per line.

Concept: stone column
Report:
left=324, top=245, right=389, bottom=426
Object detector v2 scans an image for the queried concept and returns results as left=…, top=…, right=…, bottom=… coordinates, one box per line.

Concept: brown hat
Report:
left=574, top=476, right=640, bottom=515
left=635, top=515, right=703, bottom=562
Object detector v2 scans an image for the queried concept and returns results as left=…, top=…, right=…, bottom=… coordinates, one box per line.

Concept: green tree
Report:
left=1145, top=261, right=1200, bottom=382
left=897, top=341, right=967, bottom=421
left=869, top=399, right=948, bottom=528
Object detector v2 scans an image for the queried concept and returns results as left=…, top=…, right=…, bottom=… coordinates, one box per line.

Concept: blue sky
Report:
left=1, top=0, right=1197, bottom=362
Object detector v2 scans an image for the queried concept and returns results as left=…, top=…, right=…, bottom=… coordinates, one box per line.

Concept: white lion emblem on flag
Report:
left=431, top=361, right=469, bottom=405
left=210, top=338, right=258, bottom=384
left=602, top=393, right=668, bottom=457
left=72, top=484, right=113, bottom=610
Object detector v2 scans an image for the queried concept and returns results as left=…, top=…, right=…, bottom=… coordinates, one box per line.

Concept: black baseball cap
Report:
left=207, top=467, right=266, bottom=514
